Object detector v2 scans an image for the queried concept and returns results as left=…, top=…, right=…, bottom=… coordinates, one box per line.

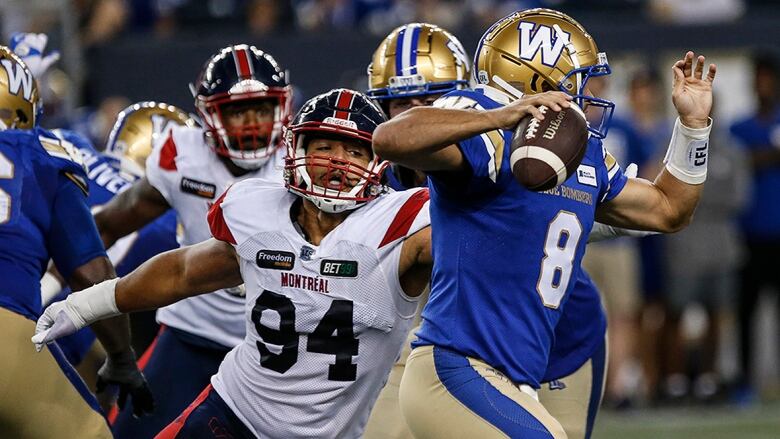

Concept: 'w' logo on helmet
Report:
left=517, top=22, right=571, bottom=68
left=1, top=59, right=33, bottom=101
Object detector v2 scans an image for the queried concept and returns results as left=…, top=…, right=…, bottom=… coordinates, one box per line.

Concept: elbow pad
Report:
left=663, top=117, right=712, bottom=184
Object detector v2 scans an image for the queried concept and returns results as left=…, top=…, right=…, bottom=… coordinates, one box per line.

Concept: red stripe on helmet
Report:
left=334, top=90, right=355, bottom=120
left=234, top=48, right=253, bottom=79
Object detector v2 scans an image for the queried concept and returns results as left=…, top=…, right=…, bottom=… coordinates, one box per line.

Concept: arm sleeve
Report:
left=426, top=92, right=508, bottom=199
left=48, top=172, right=107, bottom=280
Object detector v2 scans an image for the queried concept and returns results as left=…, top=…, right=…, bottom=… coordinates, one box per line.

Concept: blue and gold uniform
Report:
left=0, top=127, right=112, bottom=438
left=0, top=128, right=104, bottom=319
left=48, top=129, right=179, bottom=366
left=402, top=87, right=626, bottom=438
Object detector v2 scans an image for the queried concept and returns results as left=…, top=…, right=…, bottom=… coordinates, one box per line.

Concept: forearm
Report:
left=90, top=315, right=132, bottom=356
left=115, top=247, right=229, bottom=312
left=373, top=106, right=498, bottom=169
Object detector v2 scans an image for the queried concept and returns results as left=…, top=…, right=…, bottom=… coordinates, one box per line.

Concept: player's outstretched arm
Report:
left=95, top=177, right=171, bottom=248
left=597, top=52, right=716, bottom=233
left=32, top=238, right=242, bottom=349
left=372, top=92, right=572, bottom=172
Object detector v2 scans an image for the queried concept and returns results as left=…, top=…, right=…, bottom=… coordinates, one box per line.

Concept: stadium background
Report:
left=2, top=1, right=779, bottom=437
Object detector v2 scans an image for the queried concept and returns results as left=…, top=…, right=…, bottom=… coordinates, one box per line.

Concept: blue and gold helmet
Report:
left=0, top=45, right=40, bottom=130
left=105, top=101, right=198, bottom=178
left=473, top=8, right=614, bottom=138
left=367, top=23, right=470, bottom=103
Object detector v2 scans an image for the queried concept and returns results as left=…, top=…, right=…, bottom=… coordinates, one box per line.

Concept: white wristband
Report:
left=64, top=278, right=121, bottom=328
left=663, top=117, right=712, bottom=184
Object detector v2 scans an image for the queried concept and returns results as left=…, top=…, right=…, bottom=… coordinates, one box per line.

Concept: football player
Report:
left=88, top=44, right=293, bottom=437
left=373, top=8, right=716, bottom=438
left=41, top=103, right=191, bottom=389
left=34, top=88, right=433, bottom=438
left=0, top=46, right=152, bottom=438
left=364, top=22, right=649, bottom=439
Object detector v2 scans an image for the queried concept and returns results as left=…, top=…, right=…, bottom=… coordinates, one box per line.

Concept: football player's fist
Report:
left=672, top=51, right=716, bottom=129
left=488, top=91, right=572, bottom=130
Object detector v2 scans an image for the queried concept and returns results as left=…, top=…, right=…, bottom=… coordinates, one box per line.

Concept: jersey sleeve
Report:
left=428, top=92, right=508, bottom=197
left=47, top=172, right=107, bottom=280
left=377, top=188, right=431, bottom=249
left=598, top=143, right=629, bottom=203
left=145, top=129, right=180, bottom=205
left=36, top=130, right=90, bottom=195
left=207, top=180, right=263, bottom=247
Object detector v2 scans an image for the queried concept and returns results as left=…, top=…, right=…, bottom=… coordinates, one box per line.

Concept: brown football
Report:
left=509, top=104, right=589, bottom=191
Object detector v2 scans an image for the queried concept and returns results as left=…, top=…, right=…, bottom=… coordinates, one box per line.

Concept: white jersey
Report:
left=145, top=125, right=285, bottom=347
left=208, top=180, right=430, bottom=438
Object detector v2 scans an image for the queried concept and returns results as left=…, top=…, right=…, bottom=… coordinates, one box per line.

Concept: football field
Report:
left=593, top=402, right=780, bottom=439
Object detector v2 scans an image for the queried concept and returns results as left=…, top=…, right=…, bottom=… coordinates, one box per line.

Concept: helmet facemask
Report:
left=286, top=124, right=387, bottom=214
left=199, top=86, right=290, bottom=170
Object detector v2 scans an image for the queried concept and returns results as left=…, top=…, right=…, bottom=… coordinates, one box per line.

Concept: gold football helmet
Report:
left=0, top=45, right=41, bottom=130
left=105, top=101, right=197, bottom=177
left=474, top=8, right=614, bottom=138
left=367, top=23, right=470, bottom=103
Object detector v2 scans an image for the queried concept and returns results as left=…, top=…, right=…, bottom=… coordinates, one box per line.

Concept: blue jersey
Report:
left=52, top=129, right=179, bottom=281
left=48, top=130, right=178, bottom=365
left=0, top=128, right=106, bottom=320
left=414, top=88, right=627, bottom=387
left=543, top=271, right=606, bottom=382
left=730, top=110, right=780, bottom=238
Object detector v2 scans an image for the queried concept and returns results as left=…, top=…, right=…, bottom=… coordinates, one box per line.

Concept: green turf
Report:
left=592, top=402, right=780, bottom=439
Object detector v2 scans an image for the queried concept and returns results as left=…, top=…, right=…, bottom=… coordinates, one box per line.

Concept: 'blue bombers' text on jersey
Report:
left=543, top=271, right=607, bottom=382
left=0, top=128, right=106, bottom=320
left=413, top=88, right=627, bottom=388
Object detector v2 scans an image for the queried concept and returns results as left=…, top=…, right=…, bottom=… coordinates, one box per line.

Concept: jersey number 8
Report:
left=537, top=211, right=582, bottom=308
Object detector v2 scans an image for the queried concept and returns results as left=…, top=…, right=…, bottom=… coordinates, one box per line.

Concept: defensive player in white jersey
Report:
left=33, top=88, right=434, bottom=438
left=374, top=9, right=716, bottom=438
left=90, top=44, right=293, bottom=437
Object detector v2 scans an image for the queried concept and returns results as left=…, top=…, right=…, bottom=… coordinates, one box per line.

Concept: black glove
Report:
left=96, top=349, right=155, bottom=417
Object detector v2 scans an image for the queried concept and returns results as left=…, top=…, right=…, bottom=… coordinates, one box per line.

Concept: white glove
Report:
left=32, top=278, right=120, bottom=352
left=10, top=32, right=60, bottom=78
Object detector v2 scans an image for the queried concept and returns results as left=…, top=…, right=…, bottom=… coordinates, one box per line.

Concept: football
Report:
left=509, top=104, right=589, bottom=191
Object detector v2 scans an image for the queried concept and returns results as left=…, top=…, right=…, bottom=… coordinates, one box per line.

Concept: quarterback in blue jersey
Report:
left=365, top=21, right=652, bottom=439
left=374, top=8, right=716, bottom=438
left=0, top=46, right=152, bottom=438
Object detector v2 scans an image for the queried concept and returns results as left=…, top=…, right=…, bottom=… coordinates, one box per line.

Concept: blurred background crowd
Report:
left=2, top=0, right=779, bottom=416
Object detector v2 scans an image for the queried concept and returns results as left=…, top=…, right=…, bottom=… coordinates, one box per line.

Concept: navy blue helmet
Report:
left=285, top=88, right=388, bottom=213
left=191, top=44, right=292, bottom=169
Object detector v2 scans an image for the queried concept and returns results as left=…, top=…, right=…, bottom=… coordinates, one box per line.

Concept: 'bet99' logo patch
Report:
left=320, top=260, right=358, bottom=278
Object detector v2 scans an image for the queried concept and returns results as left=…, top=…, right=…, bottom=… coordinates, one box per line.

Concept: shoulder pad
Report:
left=37, top=133, right=86, bottom=170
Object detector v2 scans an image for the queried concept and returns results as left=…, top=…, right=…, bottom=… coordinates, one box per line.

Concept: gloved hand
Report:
left=32, top=278, right=121, bottom=352
left=97, top=350, right=155, bottom=417
left=9, top=32, right=60, bottom=78
left=31, top=299, right=81, bottom=352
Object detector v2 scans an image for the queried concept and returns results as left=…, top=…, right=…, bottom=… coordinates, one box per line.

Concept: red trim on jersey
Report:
left=207, top=189, right=237, bottom=245
left=159, top=133, right=178, bottom=170
left=154, top=385, right=214, bottom=439
left=108, top=325, right=167, bottom=425
left=378, top=189, right=430, bottom=248
left=334, top=90, right=354, bottom=120
left=234, top=48, right=252, bottom=79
